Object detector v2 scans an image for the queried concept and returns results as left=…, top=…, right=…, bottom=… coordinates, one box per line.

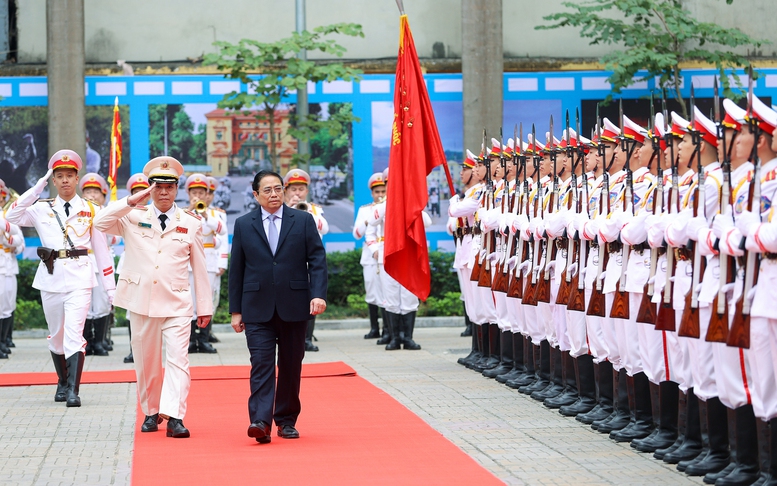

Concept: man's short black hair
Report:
left=252, top=170, right=283, bottom=192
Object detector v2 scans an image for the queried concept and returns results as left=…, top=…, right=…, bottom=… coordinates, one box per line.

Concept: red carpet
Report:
left=0, top=361, right=354, bottom=387
left=131, top=362, right=501, bottom=485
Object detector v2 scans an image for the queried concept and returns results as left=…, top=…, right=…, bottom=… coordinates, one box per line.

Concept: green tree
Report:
left=203, top=23, right=364, bottom=172
left=537, top=0, right=766, bottom=116
left=148, top=105, right=204, bottom=166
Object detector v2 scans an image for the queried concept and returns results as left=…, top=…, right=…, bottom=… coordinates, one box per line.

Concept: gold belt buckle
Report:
left=58, top=249, right=68, bottom=258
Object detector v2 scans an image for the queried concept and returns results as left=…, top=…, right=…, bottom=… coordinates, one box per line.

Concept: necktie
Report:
left=159, top=214, right=168, bottom=231
left=64, top=202, right=71, bottom=217
left=268, top=214, right=279, bottom=255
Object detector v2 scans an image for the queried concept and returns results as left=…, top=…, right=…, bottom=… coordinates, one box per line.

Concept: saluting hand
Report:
left=128, top=182, right=155, bottom=207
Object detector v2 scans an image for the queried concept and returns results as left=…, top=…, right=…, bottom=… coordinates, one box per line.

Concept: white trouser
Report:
left=638, top=322, right=669, bottom=386
left=472, top=282, right=497, bottom=324
left=584, top=289, right=609, bottom=364
left=524, top=299, right=545, bottom=344
left=87, top=273, right=112, bottom=319
left=748, top=316, right=777, bottom=420
left=129, top=311, right=191, bottom=420
left=494, top=290, right=511, bottom=331
left=0, top=274, right=15, bottom=318
left=566, top=307, right=588, bottom=358
left=507, top=295, right=525, bottom=334
left=41, top=288, right=91, bottom=359
left=599, top=293, right=619, bottom=369
left=666, top=323, right=690, bottom=392
left=380, top=266, right=419, bottom=315
left=458, top=268, right=479, bottom=323
left=551, top=280, right=571, bottom=352
left=619, top=293, right=643, bottom=376
left=684, top=305, right=718, bottom=402
left=364, top=264, right=383, bottom=306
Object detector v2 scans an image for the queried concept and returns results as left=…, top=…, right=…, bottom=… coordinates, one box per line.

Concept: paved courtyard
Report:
left=0, top=325, right=700, bottom=485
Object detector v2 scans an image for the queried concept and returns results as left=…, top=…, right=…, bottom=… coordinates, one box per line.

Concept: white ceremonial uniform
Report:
left=354, top=202, right=383, bottom=306
left=449, top=183, right=485, bottom=324
left=6, top=191, right=115, bottom=358
left=0, top=217, right=24, bottom=319
left=190, top=207, right=227, bottom=317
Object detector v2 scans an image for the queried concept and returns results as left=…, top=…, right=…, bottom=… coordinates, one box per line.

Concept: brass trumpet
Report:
left=195, top=200, right=207, bottom=213
left=295, top=201, right=309, bottom=212
left=1, top=188, right=19, bottom=212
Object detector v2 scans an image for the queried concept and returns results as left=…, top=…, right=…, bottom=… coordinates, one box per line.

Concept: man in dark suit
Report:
left=229, top=170, right=327, bottom=444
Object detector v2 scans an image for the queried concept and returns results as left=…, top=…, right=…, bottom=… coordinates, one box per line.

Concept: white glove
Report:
left=107, top=289, right=115, bottom=306
left=512, top=214, right=528, bottom=235
left=488, top=252, right=499, bottom=263
left=33, top=169, right=54, bottom=194
left=520, top=220, right=532, bottom=240
left=506, top=256, right=518, bottom=269
left=647, top=217, right=668, bottom=248
left=712, top=207, right=734, bottom=239
left=720, top=282, right=735, bottom=297
left=747, top=285, right=758, bottom=302
left=736, top=209, right=761, bottom=238
left=685, top=216, right=709, bottom=242
left=545, top=261, right=556, bottom=272
left=598, top=271, right=607, bottom=281
left=568, top=262, right=579, bottom=278
left=518, top=259, right=531, bottom=275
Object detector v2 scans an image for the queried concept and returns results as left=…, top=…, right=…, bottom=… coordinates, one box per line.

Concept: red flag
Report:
left=108, top=97, right=123, bottom=201
left=384, top=15, right=448, bottom=300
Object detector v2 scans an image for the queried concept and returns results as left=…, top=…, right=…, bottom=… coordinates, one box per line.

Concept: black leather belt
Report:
left=590, top=240, right=599, bottom=249
left=607, top=241, right=623, bottom=254
left=674, top=247, right=692, bottom=261
left=53, top=249, right=88, bottom=259
left=632, top=242, right=649, bottom=254
left=657, top=247, right=667, bottom=257
left=765, top=252, right=777, bottom=260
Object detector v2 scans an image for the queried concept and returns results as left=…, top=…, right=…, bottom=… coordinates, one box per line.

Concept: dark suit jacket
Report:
left=229, top=204, right=327, bottom=323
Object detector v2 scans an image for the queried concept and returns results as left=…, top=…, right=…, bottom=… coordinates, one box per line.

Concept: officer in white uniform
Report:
left=6, top=150, right=116, bottom=407
left=0, top=179, right=23, bottom=358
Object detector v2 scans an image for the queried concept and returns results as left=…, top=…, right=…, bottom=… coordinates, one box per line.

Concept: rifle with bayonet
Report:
left=557, top=111, right=576, bottom=306
left=610, top=100, right=636, bottom=320
left=706, top=77, right=737, bottom=342
left=728, top=72, right=760, bottom=349
left=508, top=124, right=529, bottom=299
left=655, top=93, right=680, bottom=332
left=535, top=116, right=557, bottom=304
left=567, top=109, right=588, bottom=312
left=637, top=95, right=662, bottom=324
left=470, top=129, right=489, bottom=282
left=523, top=124, right=543, bottom=306
left=492, top=128, right=511, bottom=293
left=679, top=85, right=706, bottom=338
left=587, top=108, right=612, bottom=318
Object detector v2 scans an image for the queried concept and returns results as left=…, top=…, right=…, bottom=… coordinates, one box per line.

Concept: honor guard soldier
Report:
left=205, top=176, right=228, bottom=344
left=0, top=179, right=23, bottom=357
left=283, top=169, right=328, bottom=352
left=184, top=173, right=225, bottom=354
left=6, top=150, right=116, bottom=407
left=94, top=156, right=212, bottom=438
left=78, top=173, right=117, bottom=357
left=353, top=172, right=388, bottom=340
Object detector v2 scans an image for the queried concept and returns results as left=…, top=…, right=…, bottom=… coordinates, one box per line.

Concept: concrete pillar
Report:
left=462, top=0, right=503, bottom=155
left=46, top=0, right=86, bottom=167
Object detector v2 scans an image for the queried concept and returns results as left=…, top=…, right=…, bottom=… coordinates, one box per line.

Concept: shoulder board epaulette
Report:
left=132, top=205, right=148, bottom=210
left=762, top=169, right=777, bottom=183
left=184, top=210, right=202, bottom=220
left=36, top=198, right=55, bottom=203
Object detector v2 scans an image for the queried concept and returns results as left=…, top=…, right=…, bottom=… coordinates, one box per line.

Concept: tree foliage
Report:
left=537, top=0, right=766, bottom=115
left=148, top=104, right=206, bottom=165
left=203, top=23, right=364, bottom=172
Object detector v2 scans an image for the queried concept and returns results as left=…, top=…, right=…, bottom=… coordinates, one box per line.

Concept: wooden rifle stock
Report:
left=678, top=247, right=705, bottom=338
left=586, top=249, right=608, bottom=317
left=654, top=252, right=677, bottom=331
left=507, top=238, right=526, bottom=299
left=492, top=260, right=509, bottom=292
left=636, top=281, right=657, bottom=324
left=609, top=289, right=630, bottom=320
left=706, top=255, right=735, bottom=342
left=567, top=239, right=586, bottom=312
left=727, top=295, right=751, bottom=349
left=470, top=251, right=483, bottom=282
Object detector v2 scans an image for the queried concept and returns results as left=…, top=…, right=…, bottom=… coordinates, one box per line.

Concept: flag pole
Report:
left=395, top=0, right=405, bottom=15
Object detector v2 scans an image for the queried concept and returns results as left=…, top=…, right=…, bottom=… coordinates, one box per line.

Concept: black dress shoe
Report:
left=277, top=424, right=300, bottom=439
left=248, top=421, right=271, bottom=444
left=141, top=414, right=162, bottom=432
left=364, top=329, right=381, bottom=339
left=305, top=341, right=319, bottom=352
left=166, top=418, right=190, bottom=438
left=123, top=352, right=134, bottom=364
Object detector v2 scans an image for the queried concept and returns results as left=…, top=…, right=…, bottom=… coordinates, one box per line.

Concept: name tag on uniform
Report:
left=138, top=222, right=152, bottom=228
left=175, top=226, right=188, bottom=234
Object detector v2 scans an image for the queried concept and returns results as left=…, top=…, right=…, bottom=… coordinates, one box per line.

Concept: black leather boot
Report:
left=704, top=407, right=737, bottom=484
left=469, top=323, right=489, bottom=370
left=611, top=372, right=654, bottom=442
left=578, top=360, right=614, bottom=424
left=458, top=323, right=482, bottom=366
left=545, top=351, right=579, bottom=409
left=664, top=388, right=703, bottom=464
left=0, top=318, right=11, bottom=355
left=365, top=303, right=381, bottom=339
left=520, top=341, right=550, bottom=394
left=508, top=339, right=537, bottom=389
left=377, top=308, right=392, bottom=345
left=597, top=368, right=631, bottom=433
left=198, top=321, right=218, bottom=353
left=754, top=418, right=771, bottom=486
left=764, top=417, right=777, bottom=486
left=385, top=312, right=402, bottom=350
left=92, top=317, right=109, bottom=356
left=461, top=303, right=473, bottom=337
left=560, top=354, right=597, bottom=416
left=634, top=380, right=679, bottom=453
left=685, top=397, right=730, bottom=476
left=124, top=321, right=134, bottom=363
left=497, top=332, right=526, bottom=383
left=65, top=352, right=85, bottom=407
left=103, top=313, right=114, bottom=351
left=50, top=351, right=68, bottom=402
left=304, top=318, right=319, bottom=352
left=532, top=345, right=564, bottom=401
left=402, top=312, right=421, bottom=350
left=5, top=312, right=14, bottom=347
left=83, top=318, right=95, bottom=356
left=715, top=404, right=761, bottom=486
left=656, top=387, right=688, bottom=460
left=474, top=324, right=500, bottom=371
left=484, top=330, right=513, bottom=378
left=188, top=320, right=199, bottom=353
